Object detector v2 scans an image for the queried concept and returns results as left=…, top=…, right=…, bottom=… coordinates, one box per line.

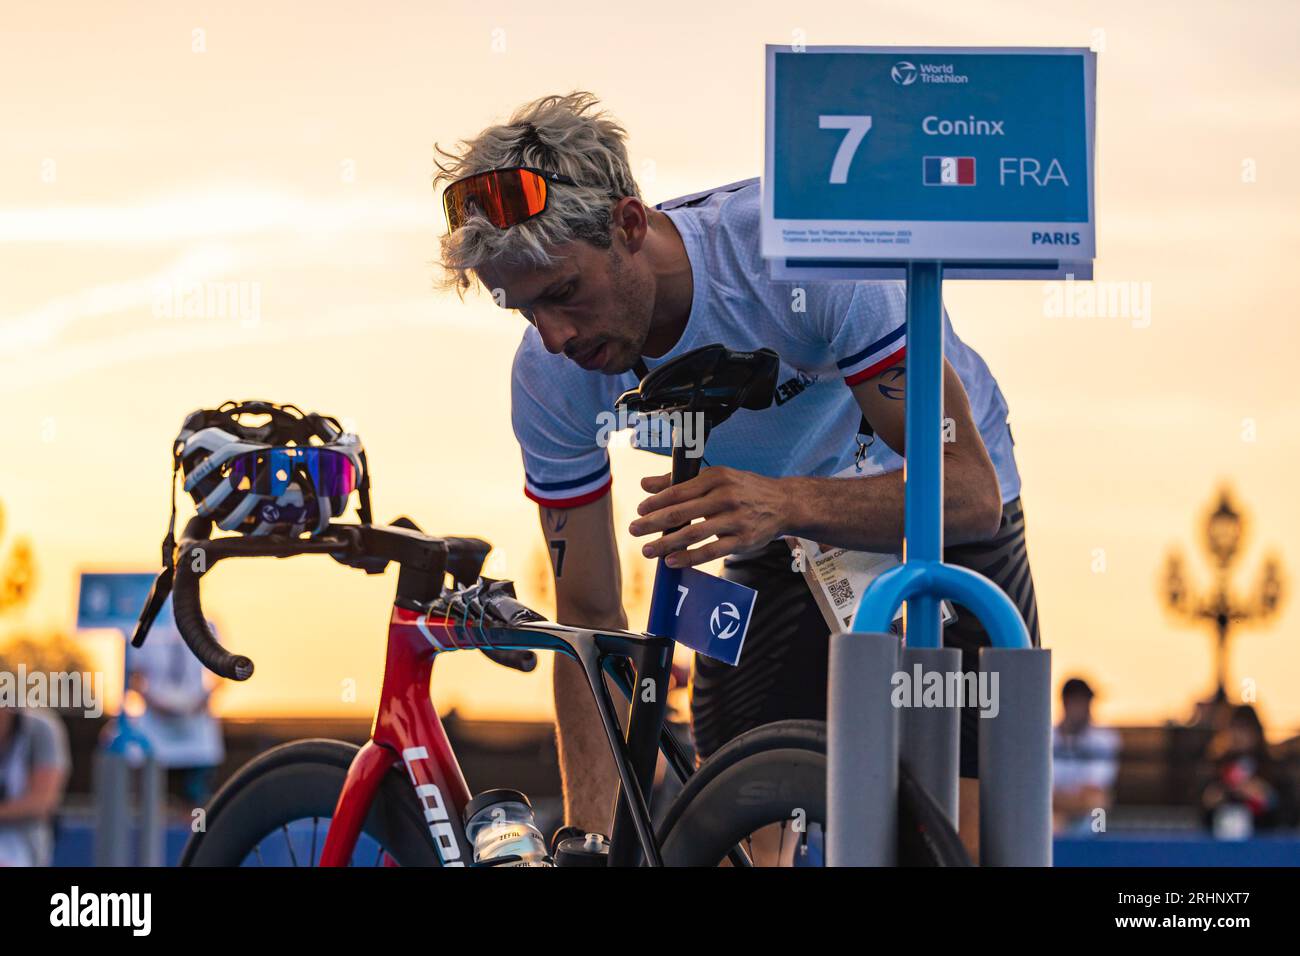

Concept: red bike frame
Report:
left=315, top=593, right=680, bottom=867
left=318, top=605, right=477, bottom=866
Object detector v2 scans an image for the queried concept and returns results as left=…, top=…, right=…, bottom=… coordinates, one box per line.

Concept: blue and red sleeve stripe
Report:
left=523, top=461, right=613, bottom=509
left=837, top=326, right=907, bottom=386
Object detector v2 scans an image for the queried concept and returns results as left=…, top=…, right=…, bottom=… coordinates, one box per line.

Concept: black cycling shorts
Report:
left=689, top=497, right=1042, bottom=778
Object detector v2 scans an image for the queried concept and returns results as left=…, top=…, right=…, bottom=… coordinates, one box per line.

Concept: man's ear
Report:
left=614, top=197, right=650, bottom=252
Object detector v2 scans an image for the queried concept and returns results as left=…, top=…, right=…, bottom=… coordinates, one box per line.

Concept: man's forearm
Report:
left=781, top=459, right=1001, bottom=551
left=556, top=601, right=628, bottom=631
left=783, top=470, right=906, bottom=552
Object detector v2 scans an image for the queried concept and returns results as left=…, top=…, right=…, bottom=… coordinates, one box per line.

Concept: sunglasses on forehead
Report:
left=442, top=166, right=581, bottom=232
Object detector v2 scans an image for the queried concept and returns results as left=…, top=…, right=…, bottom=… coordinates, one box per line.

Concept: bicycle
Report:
left=132, top=345, right=968, bottom=867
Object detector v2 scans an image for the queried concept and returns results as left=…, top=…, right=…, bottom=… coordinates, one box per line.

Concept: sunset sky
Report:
left=2, top=1, right=1298, bottom=735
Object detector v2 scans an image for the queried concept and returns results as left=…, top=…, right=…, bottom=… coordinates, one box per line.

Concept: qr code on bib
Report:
left=828, top=578, right=855, bottom=608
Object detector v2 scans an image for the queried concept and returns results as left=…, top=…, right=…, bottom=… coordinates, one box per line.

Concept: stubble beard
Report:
left=601, top=247, right=654, bottom=375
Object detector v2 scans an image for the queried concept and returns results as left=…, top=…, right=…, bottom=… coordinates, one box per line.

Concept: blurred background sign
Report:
left=76, top=572, right=155, bottom=632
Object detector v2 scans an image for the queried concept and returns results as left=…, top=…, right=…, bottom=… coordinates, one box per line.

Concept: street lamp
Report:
left=1162, top=485, right=1285, bottom=706
left=1205, top=491, right=1242, bottom=569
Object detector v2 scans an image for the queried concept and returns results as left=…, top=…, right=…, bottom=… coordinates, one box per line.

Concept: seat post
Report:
left=665, top=412, right=713, bottom=540
left=669, top=411, right=712, bottom=487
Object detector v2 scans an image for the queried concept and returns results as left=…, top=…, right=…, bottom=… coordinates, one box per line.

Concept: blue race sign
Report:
left=647, top=563, right=756, bottom=666
left=763, top=46, right=1096, bottom=269
left=76, top=572, right=156, bottom=631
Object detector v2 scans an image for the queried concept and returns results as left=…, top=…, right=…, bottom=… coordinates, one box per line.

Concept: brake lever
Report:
left=130, top=565, right=175, bottom=648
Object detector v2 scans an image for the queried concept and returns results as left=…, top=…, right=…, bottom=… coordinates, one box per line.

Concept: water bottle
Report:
left=553, top=831, right=610, bottom=867
left=463, top=789, right=553, bottom=866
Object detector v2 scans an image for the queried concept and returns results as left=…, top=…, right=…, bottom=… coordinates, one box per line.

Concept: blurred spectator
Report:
left=1200, top=704, right=1296, bottom=836
left=0, top=659, right=71, bottom=866
left=124, top=606, right=224, bottom=805
left=1052, top=677, right=1120, bottom=834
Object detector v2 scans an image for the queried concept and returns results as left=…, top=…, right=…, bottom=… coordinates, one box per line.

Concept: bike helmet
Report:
left=173, top=400, right=371, bottom=537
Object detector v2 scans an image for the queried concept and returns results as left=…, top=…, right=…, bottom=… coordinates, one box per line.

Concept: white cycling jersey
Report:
left=511, top=178, right=1021, bottom=508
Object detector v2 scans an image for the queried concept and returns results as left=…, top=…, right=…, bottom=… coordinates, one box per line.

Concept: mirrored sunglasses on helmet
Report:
left=442, top=166, right=579, bottom=232
left=224, top=447, right=359, bottom=498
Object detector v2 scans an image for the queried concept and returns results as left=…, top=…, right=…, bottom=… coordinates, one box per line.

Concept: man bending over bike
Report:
left=435, top=92, right=1042, bottom=860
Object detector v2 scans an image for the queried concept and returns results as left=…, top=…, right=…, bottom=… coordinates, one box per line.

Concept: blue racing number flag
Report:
left=647, top=561, right=756, bottom=666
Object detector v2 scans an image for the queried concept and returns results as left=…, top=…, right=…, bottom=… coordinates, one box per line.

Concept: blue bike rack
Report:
left=829, top=261, right=1051, bottom=867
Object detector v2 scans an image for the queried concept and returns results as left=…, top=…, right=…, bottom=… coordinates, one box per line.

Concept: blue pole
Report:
left=904, top=261, right=944, bottom=649
left=852, top=260, right=1031, bottom=650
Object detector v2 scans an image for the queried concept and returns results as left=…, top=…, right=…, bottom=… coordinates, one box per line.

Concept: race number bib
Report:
left=786, top=463, right=955, bottom=635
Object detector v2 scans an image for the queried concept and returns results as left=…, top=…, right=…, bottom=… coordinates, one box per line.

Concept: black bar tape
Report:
left=171, top=547, right=255, bottom=681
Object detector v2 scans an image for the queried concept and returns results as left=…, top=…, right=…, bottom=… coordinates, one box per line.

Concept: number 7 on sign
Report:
left=819, top=115, right=872, bottom=184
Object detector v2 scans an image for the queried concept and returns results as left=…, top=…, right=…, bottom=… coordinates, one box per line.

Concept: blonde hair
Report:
left=434, top=92, right=641, bottom=295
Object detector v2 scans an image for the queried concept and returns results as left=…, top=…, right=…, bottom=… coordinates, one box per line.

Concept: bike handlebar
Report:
left=171, top=515, right=353, bottom=681
left=172, top=519, right=257, bottom=681
left=155, top=516, right=524, bottom=682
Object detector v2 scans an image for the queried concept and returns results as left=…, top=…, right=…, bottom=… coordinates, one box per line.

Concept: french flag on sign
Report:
left=923, top=156, right=976, bottom=186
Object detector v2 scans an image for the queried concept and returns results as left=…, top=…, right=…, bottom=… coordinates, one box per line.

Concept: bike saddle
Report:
left=615, top=344, right=779, bottom=426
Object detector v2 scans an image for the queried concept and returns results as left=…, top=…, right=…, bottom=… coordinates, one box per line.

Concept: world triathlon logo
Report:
left=892, top=60, right=969, bottom=85
left=709, top=602, right=741, bottom=640
left=891, top=61, right=917, bottom=85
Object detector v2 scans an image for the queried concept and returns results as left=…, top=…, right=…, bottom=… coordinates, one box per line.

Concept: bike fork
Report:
left=319, top=741, right=398, bottom=867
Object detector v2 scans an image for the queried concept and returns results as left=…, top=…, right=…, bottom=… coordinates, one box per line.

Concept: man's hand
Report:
left=627, top=357, right=1003, bottom=567
left=629, top=466, right=786, bottom=568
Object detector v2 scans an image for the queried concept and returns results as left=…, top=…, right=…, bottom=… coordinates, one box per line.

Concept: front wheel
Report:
left=656, top=719, right=970, bottom=866
left=182, top=739, right=442, bottom=867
